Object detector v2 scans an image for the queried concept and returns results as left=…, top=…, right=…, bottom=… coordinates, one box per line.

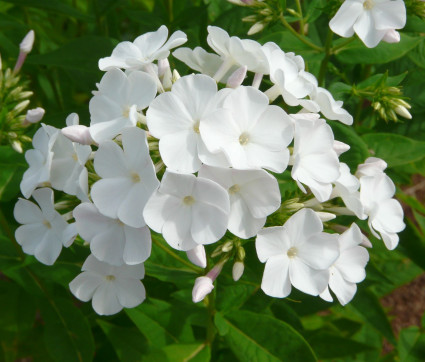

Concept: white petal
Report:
left=191, top=202, right=228, bottom=244
left=114, top=278, right=146, bottom=308
left=143, top=192, right=181, bottom=233
left=329, top=1, right=363, bottom=37
left=297, top=232, right=339, bottom=270
left=94, top=141, right=129, bottom=178
left=14, top=198, right=43, bottom=224
left=256, top=227, right=288, bottom=262
left=123, top=226, right=151, bottom=264
left=329, top=268, right=357, bottom=306
left=92, top=282, right=123, bottom=315
left=69, top=272, right=104, bottom=302
left=289, top=260, right=329, bottom=296
left=261, top=255, right=291, bottom=298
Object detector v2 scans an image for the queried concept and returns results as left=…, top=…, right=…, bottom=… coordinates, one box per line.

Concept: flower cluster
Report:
left=14, top=25, right=405, bottom=315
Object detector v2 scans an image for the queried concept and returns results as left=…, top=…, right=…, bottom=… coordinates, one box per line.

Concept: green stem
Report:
left=279, top=14, right=323, bottom=52
left=205, top=288, right=216, bottom=346
left=294, top=0, right=305, bottom=35
left=152, top=237, right=202, bottom=273
left=318, top=28, right=333, bottom=87
left=331, top=37, right=355, bottom=54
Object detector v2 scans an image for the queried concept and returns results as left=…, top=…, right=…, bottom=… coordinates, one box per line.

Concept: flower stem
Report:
left=294, top=0, right=305, bottom=35
left=318, top=28, right=333, bottom=87
left=279, top=14, right=323, bottom=52
left=331, top=37, right=355, bottom=54
left=205, top=288, right=216, bottom=346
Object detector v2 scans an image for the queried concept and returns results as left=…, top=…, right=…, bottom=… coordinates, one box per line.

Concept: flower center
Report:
left=122, top=106, right=130, bottom=118
left=183, top=195, right=195, bottom=206
left=239, top=132, right=250, bottom=146
left=363, top=0, right=374, bottom=9
left=43, top=219, right=52, bottom=229
left=287, top=247, right=298, bottom=259
left=193, top=121, right=200, bottom=134
left=105, top=275, right=115, bottom=281
left=131, top=172, right=141, bottom=183
left=229, top=184, right=240, bottom=194
left=72, top=153, right=78, bottom=161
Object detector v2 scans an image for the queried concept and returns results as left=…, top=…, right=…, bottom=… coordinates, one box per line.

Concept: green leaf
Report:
left=1, top=0, right=91, bottom=20
left=306, top=332, right=375, bottom=359
left=145, top=343, right=211, bottom=362
left=398, top=327, right=425, bottom=362
left=0, top=146, right=26, bottom=201
left=97, top=320, right=148, bottom=361
left=362, top=133, right=425, bottom=168
left=214, top=311, right=317, bottom=362
left=397, top=222, right=425, bottom=271
left=335, top=34, right=423, bottom=64
left=40, top=298, right=94, bottom=362
left=350, top=289, right=396, bottom=345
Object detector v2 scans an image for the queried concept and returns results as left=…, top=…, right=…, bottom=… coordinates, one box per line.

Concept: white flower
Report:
left=200, top=86, right=293, bottom=173
left=146, top=74, right=229, bottom=173
left=256, top=208, right=339, bottom=298
left=69, top=255, right=146, bottom=315
left=173, top=47, right=226, bottom=78
left=263, top=43, right=317, bottom=108
left=89, top=68, right=157, bottom=143
left=25, top=107, right=45, bottom=124
left=73, top=203, right=151, bottom=266
left=360, top=173, right=405, bottom=249
left=143, top=170, right=230, bottom=251
left=99, top=25, right=187, bottom=71
left=331, top=163, right=365, bottom=219
left=199, top=165, right=281, bottom=238
left=206, top=26, right=269, bottom=81
left=329, top=0, right=406, bottom=48
left=91, top=127, right=159, bottom=228
left=192, top=276, right=214, bottom=303
left=186, top=245, right=207, bottom=268
left=20, top=125, right=57, bottom=198
left=50, top=132, right=91, bottom=201
left=310, top=87, right=353, bottom=125
left=320, top=224, right=369, bottom=305
left=356, top=157, right=387, bottom=178
left=14, top=188, right=77, bottom=265
left=291, top=117, right=340, bottom=202
left=62, top=113, right=94, bottom=145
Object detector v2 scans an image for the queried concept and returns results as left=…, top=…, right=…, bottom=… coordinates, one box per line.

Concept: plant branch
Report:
left=294, top=0, right=305, bottom=35
left=318, top=28, right=333, bottom=86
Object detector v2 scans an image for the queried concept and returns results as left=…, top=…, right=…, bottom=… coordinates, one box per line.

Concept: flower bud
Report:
left=172, top=69, right=181, bottom=83
left=232, top=261, right=244, bottom=281
left=192, top=276, right=214, bottom=303
left=394, top=105, right=412, bottom=120
left=11, top=140, right=23, bottom=153
left=20, top=30, right=35, bottom=53
left=62, top=125, right=95, bottom=145
left=186, top=245, right=207, bottom=268
left=315, top=211, right=336, bottom=222
left=382, top=29, right=400, bottom=44
left=25, top=107, right=45, bottom=124
left=226, top=65, right=247, bottom=88
left=248, top=22, right=266, bottom=36
left=221, top=241, right=234, bottom=252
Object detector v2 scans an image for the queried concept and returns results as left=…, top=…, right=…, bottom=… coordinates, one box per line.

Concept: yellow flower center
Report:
left=193, top=121, right=200, bottom=134
left=183, top=195, right=195, bottom=206
left=239, top=132, right=250, bottom=146
left=363, top=0, right=374, bottom=10
left=43, top=219, right=52, bottom=229
left=287, top=247, right=298, bottom=259
left=105, top=275, right=116, bottom=281
left=229, top=184, right=240, bottom=194
left=131, top=172, right=141, bottom=183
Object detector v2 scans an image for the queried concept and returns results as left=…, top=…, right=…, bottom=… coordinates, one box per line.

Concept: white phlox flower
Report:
left=25, top=107, right=45, bottom=124
left=89, top=68, right=157, bottom=143
left=331, top=163, right=365, bottom=219
left=143, top=170, right=230, bottom=251
left=62, top=113, right=95, bottom=146
left=320, top=223, right=369, bottom=305
left=198, top=165, right=281, bottom=239
left=206, top=26, right=269, bottom=82
left=14, top=188, right=77, bottom=265
left=329, top=0, right=407, bottom=48
left=20, top=125, right=58, bottom=198
left=73, top=203, right=151, bottom=266
left=69, top=254, right=146, bottom=315
left=356, top=156, right=387, bottom=178
left=146, top=74, right=230, bottom=173
left=91, top=127, right=159, bottom=228
left=359, top=172, right=405, bottom=250
left=200, top=86, right=293, bottom=173
left=310, top=87, right=353, bottom=125
left=256, top=208, right=340, bottom=298
left=291, top=117, right=340, bottom=202
left=98, top=25, right=187, bottom=71
left=263, top=42, right=318, bottom=109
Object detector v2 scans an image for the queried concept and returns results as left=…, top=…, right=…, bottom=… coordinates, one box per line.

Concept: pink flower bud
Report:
left=192, top=276, right=214, bottom=303
left=186, top=245, right=207, bottom=268
left=62, top=125, right=94, bottom=145
left=382, top=29, right=400, bottom=44
left=20, top=30, right=35, bottom=53
left=25, top=107, right=45, bottom=124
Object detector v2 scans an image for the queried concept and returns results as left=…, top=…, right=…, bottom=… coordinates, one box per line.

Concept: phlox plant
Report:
left=1, top=0, right=425, bottom=361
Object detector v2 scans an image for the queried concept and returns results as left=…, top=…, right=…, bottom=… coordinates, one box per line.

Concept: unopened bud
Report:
left=333, top=140, right=350, bottom=156
left=248, top=22, right=266, bottom=36
left=13, top=100, right=30, bottom=115
left=382, top=29, right=400, bottom=44
left=192, top=276, right=214, bottom=303
left=226, top=65, right=247, bottom=88
left=361, top=234, right=373, bottom=248
left=186, top=245, right=207, bottom=268
left=25, top=107, right=45, bottom=124
left=172, top=69, right=181, bottom=83
left=242, top=15, right=257, bottom=22
left=394, top=105, right=412, bottom=119
left=232, top=261, right=244, bottom=281
left=222, top=241, right=234, bottom=252
left=20, top=30, right=35, bottom=53
left=11, top=140, right=23, bottom=153
left=315, top=211, right=336, bottom=222
left=237, top=246, right=245, bottom=261
left=62, top=125, right=94, bottom=145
